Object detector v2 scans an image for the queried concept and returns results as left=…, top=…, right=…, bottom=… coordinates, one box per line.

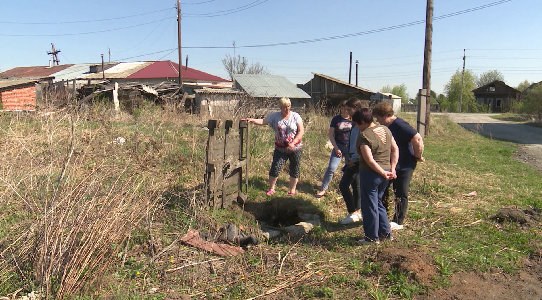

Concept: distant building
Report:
left=0, top=78, right=40, bottom=111
left=298, top=73, right=375, bottom=106
left=472, top=80, right=521, bottom=112
left=80, top=60, right=231, bottom=93
left=233, top=74, right=311, bottom=110
left=371, top=92, right=402, bottom=114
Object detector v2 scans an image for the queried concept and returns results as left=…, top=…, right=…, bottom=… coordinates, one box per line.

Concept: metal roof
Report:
left=82, top=62, right=152, bottom=79
left=195, top=88, right=241, bottom=94
left=79, top=61, right=229, bottom=83
left=233, top=74, right=310, bottom=99
left=127, top=61, right=229, bottom=82
left=0, top=77, right=39, bottom=90
left=0, top=65, right=73, bottom=78
left=380, top=92, right=401, bottom=99
left=51, top=63, right=110, bottom=81
left=312, top=73, right=374, bottom=94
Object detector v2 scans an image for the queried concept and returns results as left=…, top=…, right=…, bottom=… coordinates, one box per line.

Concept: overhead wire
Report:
left=183, top=0, right=269, bottom=17
left=0, top=7, right=173, bottom=25
left=0, top=17, right=175, bottom=37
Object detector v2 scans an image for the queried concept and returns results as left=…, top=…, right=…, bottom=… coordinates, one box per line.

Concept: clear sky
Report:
left=1, top=0, right=541, bottom=97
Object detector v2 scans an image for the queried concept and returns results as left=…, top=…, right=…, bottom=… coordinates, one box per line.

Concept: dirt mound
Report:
left=492, top=206, right=542, bottom=226
left=377, top=247, right=438, bottom=285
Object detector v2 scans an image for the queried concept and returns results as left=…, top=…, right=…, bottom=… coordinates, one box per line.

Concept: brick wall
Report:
left=0, top=85, right=37, bottom=111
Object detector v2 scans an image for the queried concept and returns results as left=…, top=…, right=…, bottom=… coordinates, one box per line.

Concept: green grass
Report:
left=1, top=107, right=541, bottom=299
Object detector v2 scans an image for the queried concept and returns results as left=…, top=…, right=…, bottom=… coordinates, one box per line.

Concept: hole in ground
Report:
left=244, top=197, right=323, bottom=228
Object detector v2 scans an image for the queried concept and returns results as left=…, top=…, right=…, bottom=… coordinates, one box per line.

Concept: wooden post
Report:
left=420, top=0, right=433, bottom=136
left=459, top=49, right=466, bottom=113
left=348, top=51, right=353, bottom=84
left=417, top=89, right=427, bottom=137
left=177, top=0, right=183, bottom=89
left=113, top=82, right=119, bottom=111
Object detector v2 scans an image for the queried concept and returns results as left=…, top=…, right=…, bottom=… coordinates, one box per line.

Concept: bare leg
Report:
left=289, top=177, right=298, bottom=194
left=269, top=176, right=278, bottom=191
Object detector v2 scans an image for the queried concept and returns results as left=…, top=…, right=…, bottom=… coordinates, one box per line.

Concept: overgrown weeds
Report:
left=0, top=104, right=541, bottom=299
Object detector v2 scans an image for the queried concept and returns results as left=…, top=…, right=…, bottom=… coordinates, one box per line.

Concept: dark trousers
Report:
left=359, top=169, right=391, bottom=241
left=338, top=162, right=360, bottom=214
left=269, top=149, right=302, bottom=178
left=383, top=167, right=414, bottom=225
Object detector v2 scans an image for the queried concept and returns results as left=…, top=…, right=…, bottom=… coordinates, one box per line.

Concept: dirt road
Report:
left=445, top=113, right=542, bottom=172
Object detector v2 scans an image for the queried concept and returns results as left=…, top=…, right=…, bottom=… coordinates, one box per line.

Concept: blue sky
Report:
left=1, top=0, right=541, bottom=97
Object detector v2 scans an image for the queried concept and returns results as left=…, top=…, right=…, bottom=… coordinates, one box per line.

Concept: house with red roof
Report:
left=80, top=61, right=231, bottom=91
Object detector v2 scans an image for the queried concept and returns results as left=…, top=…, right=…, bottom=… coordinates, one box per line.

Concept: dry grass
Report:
left=1, top=104, right=541, bottom=299
left=0, top=103, right=208, bottom=299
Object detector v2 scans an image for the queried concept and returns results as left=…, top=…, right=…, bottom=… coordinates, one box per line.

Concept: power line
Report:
left=184, top=0, right=219, bottom=5
left=180, top=0, right=513, bottom=49
left=0, top=17, right=175, bottom=37
left=0, top=7, right=173, bottom=25
left=183, top=0, right=269, bottom=17
left=117, top=48, right=177, bottom=61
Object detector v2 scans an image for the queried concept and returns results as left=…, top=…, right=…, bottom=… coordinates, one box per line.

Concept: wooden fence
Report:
left=204, top=119, right=249, bottom=209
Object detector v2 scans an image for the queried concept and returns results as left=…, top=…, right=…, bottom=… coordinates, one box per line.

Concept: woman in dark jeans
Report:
left=338, top=97, right=364, bottom=224
left=353, top=108, right=398, bottom=245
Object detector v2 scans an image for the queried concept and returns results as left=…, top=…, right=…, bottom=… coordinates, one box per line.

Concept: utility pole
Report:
left=459, top=49, right=466, bottom=113
left=177, top=0, right=183, bottom=89
left=355, top=60, right=359, bottom=87
left=47, top=43, right=61, bottom=65
left=348, top=52, right=353, bottom=84
left=101, top=54, right=105, bottom=79
left=418, top=0, right=433, bottom=137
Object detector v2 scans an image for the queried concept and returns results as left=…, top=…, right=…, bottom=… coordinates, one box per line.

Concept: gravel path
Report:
left=445, top=113, right=542, bottom=173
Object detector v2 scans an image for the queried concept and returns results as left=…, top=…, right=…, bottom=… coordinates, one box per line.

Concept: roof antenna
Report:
left=47, top=43, right=61, bottom=66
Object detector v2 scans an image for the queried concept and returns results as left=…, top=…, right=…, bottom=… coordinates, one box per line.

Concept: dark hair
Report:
left=345, top=97, right=362, bottom=109
left=352, top=108, right=374, bottom=125
left=339, top=100, right=348, bottom=107
left=372, top=102, right=394, bottom=118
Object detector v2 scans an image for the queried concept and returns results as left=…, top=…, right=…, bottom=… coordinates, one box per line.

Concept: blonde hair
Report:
left=278, top=97, right=291, bottom=108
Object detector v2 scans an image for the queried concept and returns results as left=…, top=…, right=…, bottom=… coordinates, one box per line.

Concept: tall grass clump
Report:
left=0, top=102, right=204, bottom=299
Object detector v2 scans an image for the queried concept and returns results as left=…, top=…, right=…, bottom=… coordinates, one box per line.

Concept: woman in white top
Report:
left=245, top=97, right=304, bottom=196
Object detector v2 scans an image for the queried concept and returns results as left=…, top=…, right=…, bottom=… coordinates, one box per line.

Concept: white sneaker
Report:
left=390, top=222, right=404, bottom=230
left=340, top=213, right=361, bottom=225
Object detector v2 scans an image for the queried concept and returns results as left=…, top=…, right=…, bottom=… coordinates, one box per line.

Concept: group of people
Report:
left=244, top=96, right=424, bottom=245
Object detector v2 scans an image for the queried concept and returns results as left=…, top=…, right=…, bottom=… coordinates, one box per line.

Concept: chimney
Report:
left=90, top=65, right=98, bottom=73
left=48, top=60, right=52, bottom=68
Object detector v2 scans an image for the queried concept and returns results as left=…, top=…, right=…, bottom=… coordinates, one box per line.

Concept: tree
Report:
left=379, top=84, right=409, bottom=103
left=222, top=54, right=269, bottom=80
left=444, top=69, right=477, bottom=112
left=516, top=79, right=532, bottom=92
left=476, top=70, right=504, bottom=87
left=522, top=84, right=542, bottom=121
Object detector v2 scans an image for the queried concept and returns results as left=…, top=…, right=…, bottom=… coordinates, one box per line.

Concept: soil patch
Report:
left=416, top=266, right=542, bottom=300
left=515, top=145, right=542, bottom=173
left=377, top=247, right=438, bottom=285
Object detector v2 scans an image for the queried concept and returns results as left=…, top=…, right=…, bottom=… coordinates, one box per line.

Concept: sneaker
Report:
left=379, top=232, right=394, bottom=241
left=357, top=238, right=380, bottom=245
left=340, top=213, right=361, bottom=225
left=314, top=190, right=326, bottom=198
left=390, top=222, right=403, bottom=230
